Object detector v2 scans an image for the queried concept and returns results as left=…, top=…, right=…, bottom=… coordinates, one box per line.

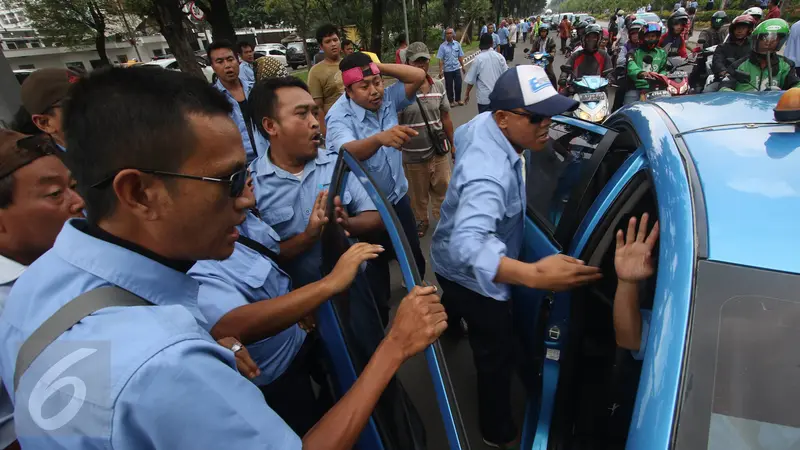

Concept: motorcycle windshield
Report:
left=575, top=76, right=608, bottom=90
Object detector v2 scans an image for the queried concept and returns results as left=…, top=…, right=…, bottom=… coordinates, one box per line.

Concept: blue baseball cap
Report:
left=488, top=65, right=578, bottom=116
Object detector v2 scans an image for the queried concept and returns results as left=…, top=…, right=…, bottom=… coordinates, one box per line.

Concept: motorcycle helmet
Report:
left=624, top=14, right=638, bottom=29
left=743, top=6, right=763, bottom=22
left=575, top=20, right=589, bottom=37
left=640, top=22, right=663, bottom=51
left=583, top=24, right=602, bottom=51
left=545, top=8, right=552, bottom=15
left=629, top=18, right=647, bottom=33
left=668, top=9, right=690, bottom=32
left=730, top=14, right=757, bottom=40
left=539, top=23, right=550, bottom=36
left=711, top=11, right=727, bottom=29
left=751, top=18, right=790, bottom=55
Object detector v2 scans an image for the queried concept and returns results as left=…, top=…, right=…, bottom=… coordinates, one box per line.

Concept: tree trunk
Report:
left=204, top=0, right=237, bottom=43
left=94, top=30, right=110, bottom=65
left=414, top=0, right=423, bottom=41
left=151, top=0, right=205, bottom=78
left=370, top=0, right=383, bottom=53
left=444, top=0, right=456, bottom=27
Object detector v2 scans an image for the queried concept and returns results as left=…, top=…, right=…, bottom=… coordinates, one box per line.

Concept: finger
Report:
left=410, top=285, right=438, bottom=297
left=427, top=302, right=446, bottom=314
left=646, top=221, right=660, bottom=247
left=557, top=254, right=584, bottom=264
left=431, top=319, right=448, bottom=338
left=239, top=355, right=260, bottom=378
left=637, top=213, right=649, bottom=242
left=334, top=195, right=343, bottom=207
left=615, top=229, right=624, bottom=251
left=429, top=311, right=448, bottom=325
left=576, top=272, right=604, bottom=283
left=626, top=216, right=637, bottom=244
left=398, top=125, right=419, bottom=137
left=573, top=264, right=602, bottom=275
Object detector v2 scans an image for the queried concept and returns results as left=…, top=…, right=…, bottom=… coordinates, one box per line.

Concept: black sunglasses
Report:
left=91, top=167, right=249, bottom=198
left=505, top=109, right=548, bottom=124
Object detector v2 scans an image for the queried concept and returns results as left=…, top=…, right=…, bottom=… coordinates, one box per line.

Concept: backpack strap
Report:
left=14, top=286, right=150, bottom=392
left=237, top=235, right=280, bottom=261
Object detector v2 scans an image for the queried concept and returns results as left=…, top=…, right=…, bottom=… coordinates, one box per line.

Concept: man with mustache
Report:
left=209, top=40, right=269, bottom=164
left=431, top=66, right=603, bottom=448
left=0, top=67, right=447, bottom=450
left=249, top=76, right=383, bottom=289
left=325, top=52, right=426, bottom=324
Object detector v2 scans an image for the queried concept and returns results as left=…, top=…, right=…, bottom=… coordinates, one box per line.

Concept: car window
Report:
left=269, top=49, right=284, bottom=56
left=526, top=121, right=607, bottom=230
left=167, top=62, right=178, bottom=70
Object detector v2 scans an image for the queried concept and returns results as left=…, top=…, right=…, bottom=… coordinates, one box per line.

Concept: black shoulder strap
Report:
left=237, top=235, right=279, bottom=261
left=14, top=286, right=150, bottom=391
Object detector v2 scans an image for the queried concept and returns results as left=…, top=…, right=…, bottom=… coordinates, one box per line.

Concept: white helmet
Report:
left=744, top=6, right=763, bottom=18
left=545, top=8, right=552, bottom=14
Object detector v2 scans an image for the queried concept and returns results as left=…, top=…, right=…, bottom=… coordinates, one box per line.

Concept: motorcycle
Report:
left=638, top=56, right=671, bottom=101
left=663, top=56, right=693, bottom=96
left=560, top=65, right=611, bottom=123
left=523, top=48, right=553, bottom=69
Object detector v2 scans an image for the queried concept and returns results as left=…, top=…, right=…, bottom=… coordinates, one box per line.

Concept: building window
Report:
left=6, top=42, right=17, bottom=49
left=65, top=61, right=85, bottom=71
left=90, top=59, right=103, bottom=69
left=30, top=41, right=41, bottom=48
left=116, top=54, right=128, bottom=64
left=153, top=48, right=164, bottom=57
left=18, top=64, right=34, bottom=70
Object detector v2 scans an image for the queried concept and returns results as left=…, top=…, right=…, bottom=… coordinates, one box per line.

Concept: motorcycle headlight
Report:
left=679, top=83, right=688, bottom=94
left=577, top=110, right=592, bottom=121
left=668, top=85, right=678, bottom=94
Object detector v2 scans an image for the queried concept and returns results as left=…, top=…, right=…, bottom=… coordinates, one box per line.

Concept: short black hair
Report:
left=8, top=106, right=41, bottom=136
left=64, top=67, right=232, bottom=222
left=395, top=34, right=407, bottom=45
left=236, top=41, right=254, bottom=55
left=339, top=52, right=373, bottom=72
left=341, top=39, right=354, bottom=48
left=0, top=175, right=15, bottom=209
left=207, top=40, right=237, bottom=61
left=249, top=77, right=310, bottom=137
left=479, top=33, right=494, bottom=49
left=316, top=24, right=339, bottom=44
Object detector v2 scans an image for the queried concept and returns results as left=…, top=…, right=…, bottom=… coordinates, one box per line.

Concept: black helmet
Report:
left=583, top=24, right=602, bottom=51
left=711, top=10, right=727, bottom=29
left=668, top=9, right=690, bottom=29
left=575, top=20, right=589, bottom=30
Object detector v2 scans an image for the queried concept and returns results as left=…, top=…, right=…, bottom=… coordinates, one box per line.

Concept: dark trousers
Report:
left=443, top=70, right=462, bottom=103
left=506, top=43, right=516, bottom=61
left=260, top=335, right=330, bottom=436
left=478, top=103, right=492, bottom=113
left=435, top=274, right=518, bottom=444
left=560, top=37, right=568, bottom=51
left=366, top=194, right=427, bottom=325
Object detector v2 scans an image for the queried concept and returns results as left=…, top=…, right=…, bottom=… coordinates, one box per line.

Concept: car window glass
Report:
left=167, top=62, right=178, bottom=70
left=526, top=121, right=606, bottom=231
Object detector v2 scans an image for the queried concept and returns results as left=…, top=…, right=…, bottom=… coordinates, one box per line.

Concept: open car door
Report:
left=316, top=149, right=469, bottom=450
left=513, top=116, right=620, bottom=449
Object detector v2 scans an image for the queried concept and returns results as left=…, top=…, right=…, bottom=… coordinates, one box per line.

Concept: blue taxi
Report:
left=314, top=91, right=800, bottom=450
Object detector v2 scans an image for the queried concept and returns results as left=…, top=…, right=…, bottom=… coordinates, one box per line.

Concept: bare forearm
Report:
left=441, top=112, right=455, bottom=145
left=465, top=84, right=473, bottom=99
left=343, top=134, right=383, bottom=161
left=344, top=211, right=384, bottom=237
left=303, top=339, right=404, bottom=450
left=211, top=278, right=337, bottom=344
left=377, top=63, right=426, bottom=85
left=278, top=231, right=318, bottom=260
left=495, top=256, right=535, bottom=288
left=612, top=280, right=642, bottom=350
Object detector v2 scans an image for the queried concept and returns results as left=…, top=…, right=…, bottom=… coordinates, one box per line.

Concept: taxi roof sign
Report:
left=774, top=88, right=800, bottom=123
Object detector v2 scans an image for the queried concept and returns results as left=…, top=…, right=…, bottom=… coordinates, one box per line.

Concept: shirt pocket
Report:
left=496, top=190, right=523, bottom=236
left=243, top=255, right=288, bottom=299
left=263, top=206, right=295, bottom=228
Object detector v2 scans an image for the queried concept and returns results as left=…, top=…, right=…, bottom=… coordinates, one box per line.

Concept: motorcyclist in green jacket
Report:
left=721, top=19, right=800, bottom=92
left=624, top=22, right=668, bottom=104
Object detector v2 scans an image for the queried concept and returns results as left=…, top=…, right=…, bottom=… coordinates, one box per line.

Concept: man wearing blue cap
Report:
left=431, top=65, right=603, bottom=448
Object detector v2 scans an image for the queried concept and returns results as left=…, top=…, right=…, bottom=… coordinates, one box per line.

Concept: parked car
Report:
left=285, top=39, right=319, bottom=70
left=142, top=57, right=214, bottom=83
left=254, top=45, right=288, bottom=67
left=314, top=90, right=800, bottom=449
left=13, top=69, right=35, bottom=84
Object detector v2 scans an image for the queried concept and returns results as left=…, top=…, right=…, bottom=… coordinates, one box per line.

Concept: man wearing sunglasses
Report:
left=430, top=65, right=603, bottom=449
left=0, top=130, right=84, bottom=450
left=0, top=66, right=447, bottom=450
left=17, top=68, right=80, bottom=151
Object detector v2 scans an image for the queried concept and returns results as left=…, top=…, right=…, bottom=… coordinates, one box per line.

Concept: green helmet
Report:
left=711, top=11, right=727, bottom=29
left=751, top=18, right=790, bottom=54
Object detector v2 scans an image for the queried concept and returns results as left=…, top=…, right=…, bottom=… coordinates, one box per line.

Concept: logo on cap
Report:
left=528, top=76, right=551, bottom=94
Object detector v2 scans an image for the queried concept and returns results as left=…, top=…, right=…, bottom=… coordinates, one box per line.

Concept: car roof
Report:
left=652, top=92, right=800, bottom=274
left=143, top=58, right=175, bottom=66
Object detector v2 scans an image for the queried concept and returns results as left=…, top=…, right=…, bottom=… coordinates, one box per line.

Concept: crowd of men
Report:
left=0, top=18, right=688, bottom=450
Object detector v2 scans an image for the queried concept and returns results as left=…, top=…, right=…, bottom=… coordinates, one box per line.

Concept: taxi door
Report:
left=512, top=116, right=619, bottom=449
left=316, top=150, right=469, bottom=450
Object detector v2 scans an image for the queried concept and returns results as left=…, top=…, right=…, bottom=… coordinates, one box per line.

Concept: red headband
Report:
left=342, top=62, right=380, bottom=87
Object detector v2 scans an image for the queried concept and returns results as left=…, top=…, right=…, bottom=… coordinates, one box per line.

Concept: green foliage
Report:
left=230, top=0, right=278, bottom=28
left=18, top=0, right=119, bottom=47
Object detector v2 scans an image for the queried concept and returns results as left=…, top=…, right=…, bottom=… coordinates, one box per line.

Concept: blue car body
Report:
left=316, top=92, right=800, bottom=450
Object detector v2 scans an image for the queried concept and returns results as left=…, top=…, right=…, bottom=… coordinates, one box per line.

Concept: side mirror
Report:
left=524, top=48, right=530, bottom=53
left=734, top=70, right=751, bottom=83
left=697, top=38, right=706, bottom=45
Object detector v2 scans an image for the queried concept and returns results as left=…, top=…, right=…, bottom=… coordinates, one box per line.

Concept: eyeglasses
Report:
left=505, top=109, right=548, bottom=124
left=91, top=167, right=249, bottom=198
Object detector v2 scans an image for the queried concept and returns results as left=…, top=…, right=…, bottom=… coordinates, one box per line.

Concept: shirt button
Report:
left=305, top=209, right=310, bottom=215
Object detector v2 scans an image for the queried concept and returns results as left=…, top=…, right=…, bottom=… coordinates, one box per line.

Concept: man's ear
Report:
left=262, top=116, right=279, bottom=137
left=493, top=110, right=509, bottom=130
left=31, top=114, right=53, bottom=135
left=112, top=169, right=163, bottom=221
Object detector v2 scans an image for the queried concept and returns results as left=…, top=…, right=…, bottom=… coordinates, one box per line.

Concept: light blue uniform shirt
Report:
left=250, top=147, right=377, bottom=287
left=498, top=26, right=509, bottom=45
left=464, top=49, right=508, bottom=106
left=240, top=60, right=255, bottom=84
left=0, top=220, right=300, bottom=449
left=189, top=212, right=306, bottom=387
left=0, top=254, right=25, bottom=449
left=437, top=41, right=465, bottom=73
left=431, top=112, right=526, bottom=301
left=492, top=33, right=500, bottom=49
left=480, top=25, right=488, bottom=36
left=520, top=21, right=530, bottom=33
left=213, top=76, right=269, bottom=164
left=325, top=81, right=413, bottom=204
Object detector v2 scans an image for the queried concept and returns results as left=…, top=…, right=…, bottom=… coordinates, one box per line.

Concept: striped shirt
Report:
left=398, top=77, right=450, bottom=164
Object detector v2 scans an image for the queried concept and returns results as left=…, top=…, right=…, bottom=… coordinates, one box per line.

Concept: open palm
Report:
left=615, top=213, right=659, bottom=282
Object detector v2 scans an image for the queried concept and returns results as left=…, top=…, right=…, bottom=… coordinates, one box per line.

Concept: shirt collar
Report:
left=0, top=253, right=25, bottom=285
left=252, top=147, right=330, bottom=179
left=53, top=219, right=203, bottom=321
left=348, top=96, right=371, bottom=122
left=213, top=76, right=250, bottom=97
